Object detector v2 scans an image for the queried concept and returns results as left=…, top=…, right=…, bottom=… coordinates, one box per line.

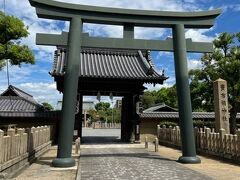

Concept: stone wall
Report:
left=92, top=122, right=121, bottom=129
left=140, top=119, right=159, bottom=142
left=157, top=125, right=240, bottom=162
left=0, top=126, right=51, bottom=178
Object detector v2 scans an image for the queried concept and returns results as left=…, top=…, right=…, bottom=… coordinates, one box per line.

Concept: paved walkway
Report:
left=78, top=147, right=211, bottom=180
left=155, top=144, right=240, bottom=180
left=12, top=128, right=240, bottom=180
left=77, top=128, right=212, bottom=180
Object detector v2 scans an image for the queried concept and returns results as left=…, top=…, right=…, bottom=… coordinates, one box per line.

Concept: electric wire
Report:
left=3, top=0, right=14, bottom=110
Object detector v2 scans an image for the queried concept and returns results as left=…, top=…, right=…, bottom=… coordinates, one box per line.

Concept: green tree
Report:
left=141, top=91, right=156, bottom=109
left=141, top=85, right=178, bottom=110
left=95, top=102, right=110, bottom=111
left=0, top=12, right=34, bottom=70
left=111, top=108, right=121, bottom=123
left=88, top=109, right=97, bottom=122
left=189, top=32, right=240, bottom=133
left=42, top=102, right=54, bottom=111
left=155, top=85, right=178, bottom=108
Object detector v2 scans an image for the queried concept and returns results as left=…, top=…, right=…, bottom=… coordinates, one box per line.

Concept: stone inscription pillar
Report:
left=52, top=17, right=82, bottom=167
left=214, top=78, right=230, bottom=134
left=172, top=24, right=200, bottom=164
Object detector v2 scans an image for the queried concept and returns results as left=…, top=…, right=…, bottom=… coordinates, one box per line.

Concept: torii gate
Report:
left=29, top=0, right=221, bottom=167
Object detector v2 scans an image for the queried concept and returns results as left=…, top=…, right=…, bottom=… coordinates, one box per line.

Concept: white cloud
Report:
left=34, top=50, right=54, bottom=63
left=83, top=23, right=122, bottom=38
left=222, top=4, right=240, bottom=12
left=0, top=64, right=38, bottom=84
left=188, top=59, right=202, bottom=70
left=184, top=0, right=196, bottom=3
left=17, top=82, right=62, bottom=108
left=156, top=51, right=174, bottom=60
left=185, top=29, right=214, bottom=42
left=0, top=82, right=62, bottom=108
left=144, top=82, right=173, bottom=91
left=135, top=27, right=167, bottom=40
left=232, top=4, right=240, bottom=11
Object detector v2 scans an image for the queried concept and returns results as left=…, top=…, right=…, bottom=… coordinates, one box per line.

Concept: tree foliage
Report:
left=189, top=32, right=240, bottom=133
left=42, top=102, right=54, bottom=111
left=95, top=102, right=110, bottom=111
left=89, top=102, right=121, bottom=123
left=0, top=12, right=34, bottom=70
left=155, top=85, right=178, bottom=108
left=141, top=91, right=156, bottom=109
left=141, top=85, right=178, bottom=110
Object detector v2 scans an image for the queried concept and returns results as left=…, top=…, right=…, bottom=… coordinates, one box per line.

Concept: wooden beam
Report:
left=123, top=24, right=134, bottom=39
left=29, top=0, right=221, bottom=28
left=36, top=32, right=213, bottom=53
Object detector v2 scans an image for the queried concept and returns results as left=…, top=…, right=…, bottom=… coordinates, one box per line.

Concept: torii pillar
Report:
left=173, top=24, right=200, bottom=163
left=52, top=18, right=82, bottom=167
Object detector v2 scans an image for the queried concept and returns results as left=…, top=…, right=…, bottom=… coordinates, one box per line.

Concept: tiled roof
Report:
left=143, top=103, right=177, bottom=112
left=1, top=85, right=38, bottom=104
left=140, top=112, right=240, bottom=119
left=0, top=96, right=43, bottom=112
left=0, top=110, right=61, bottom=118
left=51, top=48, right=167, bottom=83
left=0, top=85, right=43, bottom=112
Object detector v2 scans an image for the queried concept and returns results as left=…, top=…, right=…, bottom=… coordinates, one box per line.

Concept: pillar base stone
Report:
left=178, top=156, right=201, bottom=164
left=52, top=157, right=75, bottom=167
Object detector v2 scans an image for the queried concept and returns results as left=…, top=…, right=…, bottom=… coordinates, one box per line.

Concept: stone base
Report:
left=178, top=156, right=201, bottom=164
left=52, top=158, right=75, bottom=168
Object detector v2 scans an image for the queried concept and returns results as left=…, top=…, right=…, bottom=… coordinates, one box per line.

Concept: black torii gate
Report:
left=29, top=0, right=221, bottom=167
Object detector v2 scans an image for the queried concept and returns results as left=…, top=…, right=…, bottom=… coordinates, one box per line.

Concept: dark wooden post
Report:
left=77, top=94, right=83, bottom=138
left=52, top=17, right=82, bottom=167
left=128, top=95, right=135, bottom=143
left=121, top=95, right=134, bottom=142
left=121, top=97, right=127, bottom=142
left=172, top=24, right=200, bottom=164
left=133, top=95, right=140, bottom=143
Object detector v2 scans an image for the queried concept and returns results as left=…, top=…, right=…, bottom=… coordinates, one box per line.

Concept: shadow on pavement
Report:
left=80, top=152, right=176, bottom=162
left=81, top=136, right=123, bottom=144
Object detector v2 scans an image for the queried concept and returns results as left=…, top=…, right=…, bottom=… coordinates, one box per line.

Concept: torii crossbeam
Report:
left=29, top=0, right=221, bottom=167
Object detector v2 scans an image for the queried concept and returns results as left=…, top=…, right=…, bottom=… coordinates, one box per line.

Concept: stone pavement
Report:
left=77, top=147, right=211, bottom=180
left=154, top=144, right=240, bottom=180
left=77, top=128, right=212, bottom=180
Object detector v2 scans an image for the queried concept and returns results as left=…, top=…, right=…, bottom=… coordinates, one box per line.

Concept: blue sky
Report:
left=0, top=0, right=240, bottom=108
